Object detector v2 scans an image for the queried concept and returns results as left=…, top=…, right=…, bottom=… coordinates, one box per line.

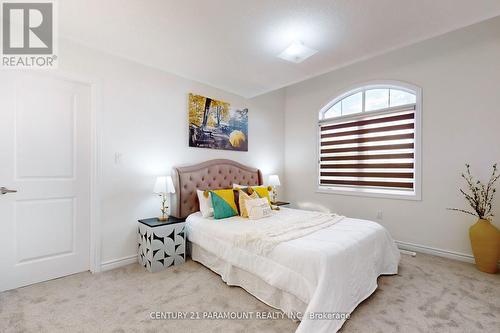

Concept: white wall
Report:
left=59, top=40, right=285, bottom=264
left=283, top=17, right=500, bottom=257
left=53, top=16, right=500, bottom=266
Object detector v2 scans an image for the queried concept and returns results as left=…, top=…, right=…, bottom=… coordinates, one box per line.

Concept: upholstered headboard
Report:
left=171, top=159, right=263, bottom=219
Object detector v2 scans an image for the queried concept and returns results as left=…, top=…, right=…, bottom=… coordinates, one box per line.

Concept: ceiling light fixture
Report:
left=277, top=40, right=317, bottom=63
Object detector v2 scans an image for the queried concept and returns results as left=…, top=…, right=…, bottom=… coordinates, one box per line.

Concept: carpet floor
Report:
left=0, top=253, right=498, bottom=333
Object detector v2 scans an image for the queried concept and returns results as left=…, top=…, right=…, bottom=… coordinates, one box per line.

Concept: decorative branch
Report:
left=448, top=163, right=499, bottom=220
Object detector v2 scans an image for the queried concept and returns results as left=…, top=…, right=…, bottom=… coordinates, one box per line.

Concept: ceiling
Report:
left=60, top=0, right=500, bottom=98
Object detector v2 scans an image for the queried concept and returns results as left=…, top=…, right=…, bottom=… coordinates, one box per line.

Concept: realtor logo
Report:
left=2, top=0, right=57, bottom=68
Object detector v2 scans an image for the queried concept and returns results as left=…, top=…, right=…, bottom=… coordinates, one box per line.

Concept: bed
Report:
left=171, top=159, right=400, bottom=333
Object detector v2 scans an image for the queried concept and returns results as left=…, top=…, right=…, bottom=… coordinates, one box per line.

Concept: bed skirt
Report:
left=188, top=241, right=307, bottom=319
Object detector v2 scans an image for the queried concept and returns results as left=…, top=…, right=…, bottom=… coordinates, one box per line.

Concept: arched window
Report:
left=318, top=82, right=421, bottom=199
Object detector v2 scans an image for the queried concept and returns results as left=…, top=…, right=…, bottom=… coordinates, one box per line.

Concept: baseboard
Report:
left=99, top=243, right=497, bottom=272
left=396, top=240, right=500, bottom=268
left=100, top=255, right=137, bottom=272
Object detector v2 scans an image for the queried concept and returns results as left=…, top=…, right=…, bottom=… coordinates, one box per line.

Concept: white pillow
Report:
left=197, top=190, right=213, bottom=218
left=246, top=198, right=272, bottom=220
left=232, top=183, right=247, bottom=189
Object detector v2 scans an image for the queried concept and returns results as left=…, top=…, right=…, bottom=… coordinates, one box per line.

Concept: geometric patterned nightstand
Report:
left=137, top=217, right=186, bottom=273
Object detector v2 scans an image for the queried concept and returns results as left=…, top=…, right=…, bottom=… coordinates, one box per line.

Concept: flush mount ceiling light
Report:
left=277, top=40, right=317, bottom=63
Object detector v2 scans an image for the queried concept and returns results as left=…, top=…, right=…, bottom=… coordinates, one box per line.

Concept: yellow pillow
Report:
left=248, top=186, right=272, bottom=205
left=238, top=190, right=259, bottom=218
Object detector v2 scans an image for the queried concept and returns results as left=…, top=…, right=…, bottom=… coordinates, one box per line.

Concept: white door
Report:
left=0, top=71, right=91, bottom=292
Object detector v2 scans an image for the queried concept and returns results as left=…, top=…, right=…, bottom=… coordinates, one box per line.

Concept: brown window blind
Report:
left=319, top=105, right=416, bottom=191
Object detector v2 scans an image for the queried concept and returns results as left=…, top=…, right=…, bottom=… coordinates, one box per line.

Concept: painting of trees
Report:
left=188, top=93, right=248, bottom=151
left=212, top=100, right=230, bottom=127
left=188, top=93, right=206, bottom=127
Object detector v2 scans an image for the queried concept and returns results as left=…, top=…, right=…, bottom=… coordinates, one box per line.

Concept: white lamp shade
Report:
left=153, top=176, right=175, bottom=194
left=268, top=175, right=281, bottom=187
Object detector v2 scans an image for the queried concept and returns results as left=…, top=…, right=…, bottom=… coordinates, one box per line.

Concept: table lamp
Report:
left=268, top=175, right=281, bottom=204
left=153, top=176, right=175, bottom=221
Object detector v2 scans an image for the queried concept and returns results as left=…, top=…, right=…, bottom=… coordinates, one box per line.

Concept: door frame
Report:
left=40, top=70, right=102, bottom=274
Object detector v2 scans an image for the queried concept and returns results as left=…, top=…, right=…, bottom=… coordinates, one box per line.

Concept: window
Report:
left=318, top=82, right=421, bottom=199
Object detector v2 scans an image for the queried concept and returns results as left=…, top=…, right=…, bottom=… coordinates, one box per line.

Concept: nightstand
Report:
left=137, top=216, right=186, bottom=273
left=273, top=201, right=290, bottom=206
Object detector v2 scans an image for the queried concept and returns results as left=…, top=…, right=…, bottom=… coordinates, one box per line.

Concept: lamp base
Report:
left=271, top=187, right=278, bottom=204
left=157, top=216, right=169, bottom=222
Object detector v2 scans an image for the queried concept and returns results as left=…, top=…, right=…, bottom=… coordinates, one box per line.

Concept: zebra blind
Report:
left=319, top=105, right=416, bottom=192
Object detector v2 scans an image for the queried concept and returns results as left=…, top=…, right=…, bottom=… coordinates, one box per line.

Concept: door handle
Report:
left=1, top=187, right=17, bottom=195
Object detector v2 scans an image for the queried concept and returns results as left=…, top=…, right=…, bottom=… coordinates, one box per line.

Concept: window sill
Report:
left=316, top=186, right=421, bottom=201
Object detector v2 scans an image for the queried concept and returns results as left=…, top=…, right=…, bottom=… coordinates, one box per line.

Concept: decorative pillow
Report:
left=246, top=198, right=272, bottom=220
left=232, top=184, right=252, bottom=213
left=238, top=190, right=259, bottom=218
left=210, top=189, right=238, bottom=219
left=248, top=186, right=272, bottom=205
left=197, top=189, right=213, bottom=218
left=232, top=187, right=247, bottom=214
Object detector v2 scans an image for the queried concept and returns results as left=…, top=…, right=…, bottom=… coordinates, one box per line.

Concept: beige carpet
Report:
left=0, top=253, right=498, bottom=333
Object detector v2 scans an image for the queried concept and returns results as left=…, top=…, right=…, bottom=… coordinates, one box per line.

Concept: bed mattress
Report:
left=185, top=207, right=400, bottom=333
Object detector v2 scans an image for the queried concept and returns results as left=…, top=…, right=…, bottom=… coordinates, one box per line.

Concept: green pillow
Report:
left=210, top=189, right=238, bottom=219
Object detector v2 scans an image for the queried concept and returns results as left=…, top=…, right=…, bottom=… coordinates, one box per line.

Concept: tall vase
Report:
left=469, top=219, right=500, bottom=274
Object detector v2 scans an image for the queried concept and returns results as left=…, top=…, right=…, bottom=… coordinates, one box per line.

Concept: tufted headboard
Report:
left=171, top=159, right=263, bottom=219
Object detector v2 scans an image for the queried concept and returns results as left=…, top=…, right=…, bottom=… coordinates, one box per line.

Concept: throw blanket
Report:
left=234, top=211, right=344, bottom=255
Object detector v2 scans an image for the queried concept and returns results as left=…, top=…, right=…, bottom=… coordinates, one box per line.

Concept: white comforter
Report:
left=186, top=208, right=400, bottom=333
